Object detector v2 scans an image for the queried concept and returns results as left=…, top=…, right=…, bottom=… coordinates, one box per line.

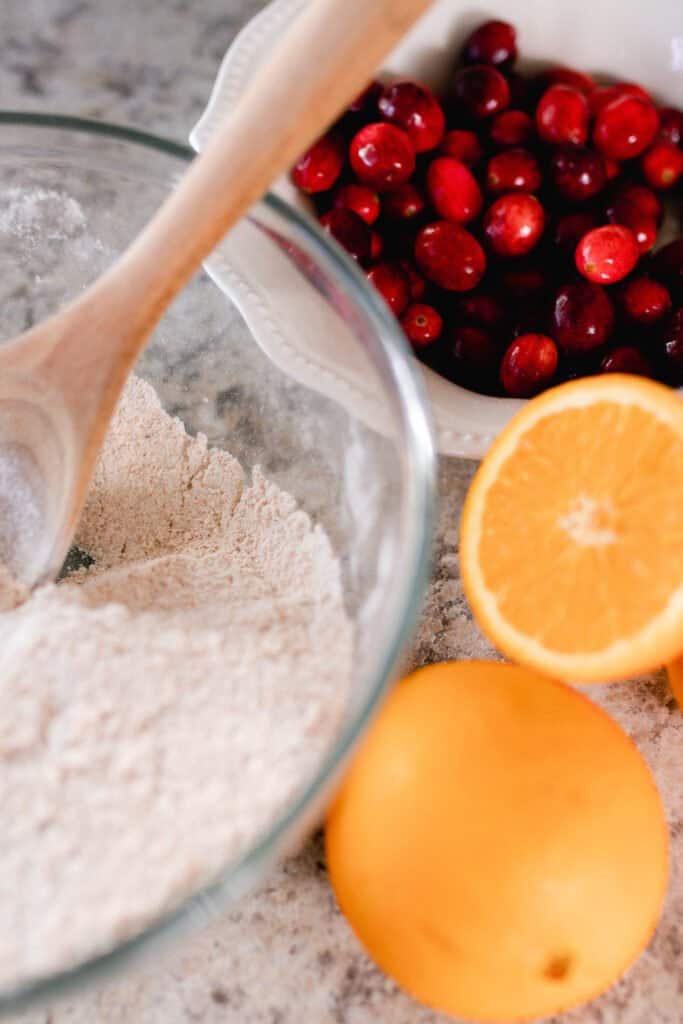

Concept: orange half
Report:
left=461, top=375, right=683, bottom=682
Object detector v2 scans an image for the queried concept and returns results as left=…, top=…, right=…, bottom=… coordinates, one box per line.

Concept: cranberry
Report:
left=552, top=281, right=615, bottom=353
left=319, top=208, right=371, bottom=263
left=366, top=261, right=411, bottom=315
left=291, top=131, right=345, bottom=193
left=378, top=81, right=446, bottom=153
left=606, top=206, right=657, bottom=255
left=370, top=231, right=384, bottom=261
left=650, top=240, right=683, bottom=302
left=575, top=224, right=639, bottom=284
left=600, top=346, right=652, bottom=376
left=499, top=263, right=547, bottom=299
left=550, top=145, right=606, bottom=203
left=593, top=94, right=659, bottom=160
left=458, top=291, right=505, bottom=328
left=544, top=66, right=595, bottom=94
left=448, top=325, right=501, bottom=387
left=658, top=106, right=683, bottom=147
left=486, top=148, right=541, bottom=194
left=603, top=157, right=621, bottom=181
left=490, top=109, right=533, bottom=147
left=382, top=183, right=426, bottom=221
left=439, top=129, right=483, bottom=167
left=609, top=184, right=663, bottom=223
left=451, top=64, right=510, bottom=120
left=614, top=81, right=652, bottom=101
left=414, top=220, right=486, bottom=291
left=662, top=308, right=683, bottom=382
left=333, top=183, right=380, bottom=224
left=535, top=85, right=590, bottom=145
left=399, top=259, right=426, bottom=299
left=620, top=277, right=671, bottom=324
left=500, top=334, right=558, bottom=396
left=641, top=141, right=683, bottom=190
left=349, top=123, right=415, bottom=190
left=426, top=157, right=483, bottom=223
left=483, top=192, right=545, bottom=258
left=553, top=211, right=599, bottom=253
left=401, top=302, right=443, bottom=346
left=462, top=19, right=517, bottom=69
left=589, top=85, right=623, bottom=117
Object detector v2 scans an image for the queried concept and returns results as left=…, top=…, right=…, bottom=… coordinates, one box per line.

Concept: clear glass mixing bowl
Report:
left=0, top=113, right=435, bottom=1014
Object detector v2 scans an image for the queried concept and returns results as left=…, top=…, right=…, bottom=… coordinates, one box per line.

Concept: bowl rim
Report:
left=0, top=111, right=436, bottom=1015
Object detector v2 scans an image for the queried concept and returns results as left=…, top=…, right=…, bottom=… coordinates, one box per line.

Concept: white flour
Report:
left=0, top=377, right=353, bottom=988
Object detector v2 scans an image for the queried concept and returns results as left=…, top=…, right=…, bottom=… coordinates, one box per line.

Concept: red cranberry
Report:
left=609, top=184, right=663, bottom=223
left=535, top=85, right=590, bottom=145
left=366, top=261, right=411, bottom=315
left=620, top=277, right=672, bottom=324
left=401, top=302, right=443, bottom=346
left=552, top=281, right=615, bottom=353
left=600, top=346, right=652, bottom=376
left=589, top=85, right=623, bottom=117
left=606, top=206, right=657, bottom=255
left=458, top=291, right=505, bottom=328
left=319, top=208, right=371, bottom=263
left=382, top=183, right=426, bottom=220
left=414, top=221, right=486, bottom=291
left=650, top=241, right=683, bottom=302
left=438, top=129, right=483, bottom=167
left=426, top=157, right=483, bottom=223
left=378, top=81, right=446, bottom=153
left=349, top=123, right=415, bottom=190
left=483, top=192, right=545, bottom=258
left=603, top=157, right=621, bottom=181
left=662, top=308, right=683, bottom=382
left=575, top=224, right=639, bottom=284
left=486, top=148, right=541, bottom=194
left=462, top=19, right=517, bottom=68
left=553, top=211, right=599, bottom=252
left=370, top=231, right=384, bottom=261
left=593, top=94, right=659, bottom=160
left=544, top=66, right=595, bottom=94
left=550, top=145, right=606, bottom=203
left=500, top=334, right=558, bottom=396
left=291, top=131, right=345, bottom=193
left=333, top=183, right=380, bottom=224
left=499, top=263, right=547, bottom=299
left=451, top=64, right=510, bottom=120
left=641, top=141, right=683, bottom=190
left=489, top=109, right=533, bottom=147
left=399, top=259, right=426, bottom=300
left=658, top=107, right=683, bottom=147
left=614, top=81, right=652, bottom=102
left=449, top=325, right=501, bottom=386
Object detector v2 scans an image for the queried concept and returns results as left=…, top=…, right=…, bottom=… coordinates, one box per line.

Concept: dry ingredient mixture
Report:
left=0, top=376, right=353, bottom=989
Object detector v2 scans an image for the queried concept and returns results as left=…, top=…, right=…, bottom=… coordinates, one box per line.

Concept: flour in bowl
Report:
left=0, top=377, right=353, bottom=988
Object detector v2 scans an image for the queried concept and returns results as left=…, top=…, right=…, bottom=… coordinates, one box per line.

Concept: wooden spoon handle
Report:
left=94, top=0, right=432, bottom=345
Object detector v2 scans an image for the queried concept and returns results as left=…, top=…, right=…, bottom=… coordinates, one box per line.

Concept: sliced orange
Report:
left=666, top=656, right=683, bottom=711
left=461, top=374, right=683, bottom=682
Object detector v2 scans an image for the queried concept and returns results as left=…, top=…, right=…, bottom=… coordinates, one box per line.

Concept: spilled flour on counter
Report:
left=0, top=377, right=353, bottom=988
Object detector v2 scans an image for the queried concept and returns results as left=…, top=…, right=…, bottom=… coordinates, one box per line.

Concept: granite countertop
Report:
left=3, top=2, right=682, bottom=1022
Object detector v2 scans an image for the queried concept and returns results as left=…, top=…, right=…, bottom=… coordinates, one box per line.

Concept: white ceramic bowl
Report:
left=191, top=0, right=683, bottom=457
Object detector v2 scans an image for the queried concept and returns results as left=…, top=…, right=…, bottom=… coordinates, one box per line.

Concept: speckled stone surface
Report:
left=3, top=3, right=683, bottom=1022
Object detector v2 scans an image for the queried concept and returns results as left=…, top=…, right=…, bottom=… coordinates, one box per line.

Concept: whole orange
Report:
left=326, top=661, right=668, bottom=1022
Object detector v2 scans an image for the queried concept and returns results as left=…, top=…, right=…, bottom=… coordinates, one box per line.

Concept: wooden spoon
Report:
left=0, top=0, right=432, bottom=586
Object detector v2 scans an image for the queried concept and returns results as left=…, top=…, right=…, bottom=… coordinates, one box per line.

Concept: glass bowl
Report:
left=0, top=112, right=435, bottom=1015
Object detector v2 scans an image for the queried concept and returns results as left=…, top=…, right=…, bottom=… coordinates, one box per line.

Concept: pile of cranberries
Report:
left=291, top=19, right=683, bottom=398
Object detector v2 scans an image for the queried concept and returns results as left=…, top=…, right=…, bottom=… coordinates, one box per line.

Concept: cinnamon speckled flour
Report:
left=0, top=377, right=353, bottom=988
